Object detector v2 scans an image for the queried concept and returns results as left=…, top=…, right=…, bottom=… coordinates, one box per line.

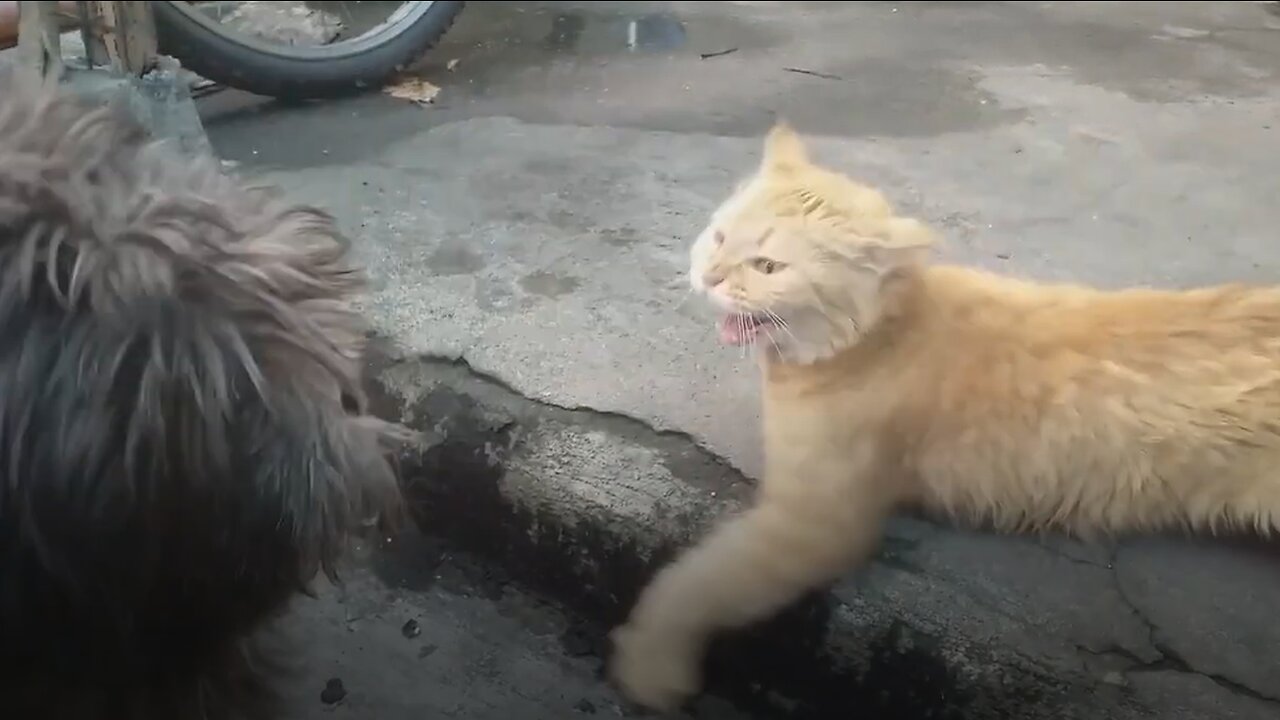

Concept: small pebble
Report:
left=320, top=678, right=347, bottom=705
left=418, top=644, right=438, bottom=659
left=402, top=618, right=422, bottom=639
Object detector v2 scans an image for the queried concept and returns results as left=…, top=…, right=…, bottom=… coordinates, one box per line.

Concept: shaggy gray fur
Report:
left=0, top=71, right=411, bottom=719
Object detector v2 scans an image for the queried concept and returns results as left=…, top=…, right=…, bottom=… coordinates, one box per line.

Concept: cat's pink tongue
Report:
left=719, top=315, right=748, bottom=345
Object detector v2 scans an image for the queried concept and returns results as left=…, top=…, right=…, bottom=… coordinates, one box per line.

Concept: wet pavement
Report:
left=278, top=530, right=753, bottom=720
left=187, top=2, right=1280, bottom=718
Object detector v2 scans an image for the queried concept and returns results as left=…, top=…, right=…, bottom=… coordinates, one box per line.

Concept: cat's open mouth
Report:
left=719, top=313, right=775, bottom=345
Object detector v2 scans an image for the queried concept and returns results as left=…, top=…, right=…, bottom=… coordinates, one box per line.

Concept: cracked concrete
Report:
left=197, top=1, right=1280, bottom=717
left=1112, top=540, right=1280, bottom=705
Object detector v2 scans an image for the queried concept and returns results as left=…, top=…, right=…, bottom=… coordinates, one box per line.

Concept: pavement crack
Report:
left=1135, top=642, right=1280, bottom=706
left=783, top=66, right=844, bottom=81
left=410, top=352, right=752, bottom=481
left=1108, top=547, right=1161, bottom=652
left=1033, top=539, right=1115, bottom=570
left=1106, top=547, right=1280, bottom=706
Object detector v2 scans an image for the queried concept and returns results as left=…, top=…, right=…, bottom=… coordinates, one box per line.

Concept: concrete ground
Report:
left=190, top=2, right=1280, bottom=718
left=276, top=530, right=751, bottom=720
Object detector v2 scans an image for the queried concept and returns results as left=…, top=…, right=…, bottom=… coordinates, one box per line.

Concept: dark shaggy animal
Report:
left=0, top=74, right=410, bottom=719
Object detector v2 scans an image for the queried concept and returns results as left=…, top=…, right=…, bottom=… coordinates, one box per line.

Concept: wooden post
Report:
left=16, top=1, right=63, bottom=80
left=76, top=0, right=106, bottom=67
left=83, top=1, right=156, bottom=76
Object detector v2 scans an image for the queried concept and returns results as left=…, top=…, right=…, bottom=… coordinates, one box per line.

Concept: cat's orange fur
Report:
left=608, top=124, right=1280, bottom=711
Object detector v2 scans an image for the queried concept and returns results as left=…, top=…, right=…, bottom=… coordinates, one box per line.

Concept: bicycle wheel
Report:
left=153, top=1, right=465, bottom=101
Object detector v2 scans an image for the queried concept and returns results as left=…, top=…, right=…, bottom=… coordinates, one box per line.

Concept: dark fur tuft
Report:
left=0, top=72, right=411, bottom=718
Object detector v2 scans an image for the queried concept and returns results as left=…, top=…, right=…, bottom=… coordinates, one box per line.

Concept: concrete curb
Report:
left=366, top=345, right=1279, bottom=720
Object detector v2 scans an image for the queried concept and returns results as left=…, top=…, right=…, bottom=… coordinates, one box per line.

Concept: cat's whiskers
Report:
left=763, top=308, right=800, bottom=347
left=761, top=324, right=783, bottom=358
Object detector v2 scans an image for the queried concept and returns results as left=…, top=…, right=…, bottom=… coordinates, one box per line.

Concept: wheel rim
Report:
left=163, top=1, right=438, bottom=60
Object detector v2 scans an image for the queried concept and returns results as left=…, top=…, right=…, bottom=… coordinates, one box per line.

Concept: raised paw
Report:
left=607, top=621, right=702, bottom=712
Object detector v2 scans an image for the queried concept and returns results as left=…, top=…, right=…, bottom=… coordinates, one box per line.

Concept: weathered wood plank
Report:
left=83, top=1, right=156, bottom=75
left=16, top=1, right=63, bottom=79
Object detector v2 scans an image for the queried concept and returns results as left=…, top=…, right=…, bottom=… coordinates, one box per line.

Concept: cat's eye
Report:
left=713, top=230, right=725, bottom=245
left=753, top=258, right=782, bottom=275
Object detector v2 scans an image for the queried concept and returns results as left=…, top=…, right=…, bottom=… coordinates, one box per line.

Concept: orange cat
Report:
left=608, top=124, right=1280, bottom=711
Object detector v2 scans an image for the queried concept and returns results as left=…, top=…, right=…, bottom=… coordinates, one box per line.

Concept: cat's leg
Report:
left=608, top=451, right=889, bottom=711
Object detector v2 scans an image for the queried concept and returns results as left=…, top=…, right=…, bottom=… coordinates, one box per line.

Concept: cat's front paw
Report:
left=608, top=621, right=702, bottom=712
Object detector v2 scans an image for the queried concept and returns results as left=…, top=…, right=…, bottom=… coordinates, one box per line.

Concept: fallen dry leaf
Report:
left=384, top=76, right=441, bottom=105
left=446, top=58, right=461, bottom=71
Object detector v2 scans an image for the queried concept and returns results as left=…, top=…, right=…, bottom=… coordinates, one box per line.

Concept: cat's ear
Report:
left=762, top=122, right=809, bottom=171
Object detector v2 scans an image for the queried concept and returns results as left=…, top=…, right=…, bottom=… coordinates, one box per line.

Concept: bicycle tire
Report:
left=152, top=1, right=465, bottom=101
